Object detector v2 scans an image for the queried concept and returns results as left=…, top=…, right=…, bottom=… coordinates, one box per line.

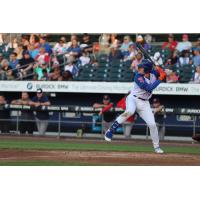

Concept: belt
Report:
left=133, top=95, right=148, bottom=101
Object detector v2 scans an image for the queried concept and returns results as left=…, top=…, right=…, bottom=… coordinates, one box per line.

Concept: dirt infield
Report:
left=0, top=135, right=200, bottom=165
left=0, top=149, right=200, bottom=165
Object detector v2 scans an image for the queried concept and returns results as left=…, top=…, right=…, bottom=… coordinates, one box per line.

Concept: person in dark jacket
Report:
left=29, top=89, right=51, bottom=135
left=0, top=95, right=10, bottom=133
left=11, top=92, right=35, bottom=134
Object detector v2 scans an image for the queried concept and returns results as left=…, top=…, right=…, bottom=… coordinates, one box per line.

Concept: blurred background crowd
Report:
left=0, top=33, right=200, bottom=83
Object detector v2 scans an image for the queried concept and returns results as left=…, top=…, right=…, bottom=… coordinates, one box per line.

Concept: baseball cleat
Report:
left=104, top=129, right=113, bottom=142
left=154, top=147, right=164, bottom=154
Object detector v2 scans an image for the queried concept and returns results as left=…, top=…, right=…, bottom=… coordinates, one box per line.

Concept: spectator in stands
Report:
left=18, top=51, right=35, bottom=66
left=79, top=50, right=90, bottom=66
left=152, top=52, right=163, bottom=66
left=64, top=58, right=76, bottom=75
left=28, top=44, right=40, bottom=59
left=40, top=69, right=49, bottom=81
left=39, top=36, right=52, bottom=55
left=165, top=51, right=178, bottom=68
left=93, top=95, right=116, bottom=134
left=176, top=34, right=192, bottom=53
left=99, top=34, right=110, bottom=47
left=0, top=34, right=3, bottom=45
left=152, top=98, right=166, bottom=141
left=120, top=35, right=133, bottom=54
left=49, top=62, right=62, bottom=81
left=14, top=43, right=24, bottom=59
left=33, top=61, right=50, bottom=80
left=66, top=39, right=81, bottom=58
left=192, top=47, right=200, bottom=67
left=11, top=92, right=35, bottom=135
left=123, top=44, right=137, bottom=62
left=0, top=59, right=13, bottom=80
left=192, top=66, right=200, bottom=83
left=136, top=35, right=150, bottom=50
left=7, top=38, right=18, bottom=49
left=109, top=44, right=123, bottom=62
left=29, top=88, right=51, bottom=135
left=66, top=34, right=78, bottom=47
left=195, top=38, right=200, bottom=49
left=18, top=51, right=35, bottom=79
left=21, top=35, right=30, bottom=50
left=178, top=50, right=190, bottom=66
left=9, top=52, right=19, bottom=70
left=110, top=34, right=119, bottom=47
left=29, top=34, right=40, bottom=47
left=0, top=95, right=10, bottom=134
left=130, top=52, right=143, bottom=72
left=144, top=34, right=153, bottom=44
left=80, top=33, right=93, bottom=53
left=53, top=37, right=68, bottom=55
left=166, top=70, right=179, bottom=83
left=35, top=47, right=50, bottom=65
left=162, top=34, right=177, bottom=53
left=59, top=71, right=73, bottom=81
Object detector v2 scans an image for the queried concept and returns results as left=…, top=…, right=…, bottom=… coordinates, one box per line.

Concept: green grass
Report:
left=0, top=139, right=199, bottom=165
left=0, top=139, right=199, bottom=154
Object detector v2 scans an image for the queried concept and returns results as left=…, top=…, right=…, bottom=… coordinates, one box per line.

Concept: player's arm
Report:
left=151, top=66, right=166, bottom=81
left=134, top=74, right=161, bottom=93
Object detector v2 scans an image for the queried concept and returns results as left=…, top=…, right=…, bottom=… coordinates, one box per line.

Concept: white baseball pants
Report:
left=116, top=94, right=159, bottom=148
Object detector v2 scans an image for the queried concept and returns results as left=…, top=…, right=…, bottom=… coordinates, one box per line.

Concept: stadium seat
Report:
left=94, top=71, right=108, bottom=81
left=96, top=67, right=109, bottom=73
left=178, top=65, right=193, bottom=83
left=108, top=71, right=123, bottom=82
left=110, top=59, right=123, bottom=68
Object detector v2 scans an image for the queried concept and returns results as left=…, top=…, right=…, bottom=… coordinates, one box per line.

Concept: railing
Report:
left=0, top=104, right=199, bottom=140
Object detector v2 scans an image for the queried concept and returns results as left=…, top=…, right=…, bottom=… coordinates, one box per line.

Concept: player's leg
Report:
left=137, top=101, right=164, bottom=153
left=105, top=94, right=136, bottom=141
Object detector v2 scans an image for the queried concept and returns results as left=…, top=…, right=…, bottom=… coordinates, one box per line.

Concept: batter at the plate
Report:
left=104, top=59, right=166, bottom=154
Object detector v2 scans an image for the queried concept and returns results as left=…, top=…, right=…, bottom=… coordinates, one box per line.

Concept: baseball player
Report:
left=104, top=59, right=166, bottom=153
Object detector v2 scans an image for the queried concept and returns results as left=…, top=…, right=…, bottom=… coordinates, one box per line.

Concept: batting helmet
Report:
left=138, top=59, right=153, bottom=73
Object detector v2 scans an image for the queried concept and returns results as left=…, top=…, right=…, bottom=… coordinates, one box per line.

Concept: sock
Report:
left=110, top=121, right=120, bottom=133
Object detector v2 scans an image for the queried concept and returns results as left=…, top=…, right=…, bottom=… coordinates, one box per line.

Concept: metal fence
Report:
left=0, top=104, right=200, bottom=141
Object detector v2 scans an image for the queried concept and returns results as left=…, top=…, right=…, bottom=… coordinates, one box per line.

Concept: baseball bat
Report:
left=135, top=42, right=156, bottom=67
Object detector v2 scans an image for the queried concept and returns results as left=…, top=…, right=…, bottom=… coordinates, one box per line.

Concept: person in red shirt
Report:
left=99, top=94, right=136, bottom=138
left=35, top=47, right=50, bottom=65
left=162, top=34, right=177, bottom=53
left=93, top=95, right=116, bottom=134
left=116, top=95, right=137, bottom=138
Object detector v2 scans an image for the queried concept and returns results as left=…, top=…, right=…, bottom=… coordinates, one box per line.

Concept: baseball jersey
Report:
left=130, top=71, right=161, bottom=100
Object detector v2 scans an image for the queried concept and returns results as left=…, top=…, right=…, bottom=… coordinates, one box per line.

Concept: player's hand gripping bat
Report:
left=135, top=41, right=166, bottom=80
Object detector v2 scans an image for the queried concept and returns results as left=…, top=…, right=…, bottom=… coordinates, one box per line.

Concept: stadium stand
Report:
left=0, top=33, right=199, bottom=83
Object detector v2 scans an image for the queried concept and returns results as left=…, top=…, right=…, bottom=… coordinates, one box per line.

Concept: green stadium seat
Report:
left=109, top=67, right=123, bottom=73
left=110, top=59, right=123, bottom=68
left=96, top=67, right=109, bottom=73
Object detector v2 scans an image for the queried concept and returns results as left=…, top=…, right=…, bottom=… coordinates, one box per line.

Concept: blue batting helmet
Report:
left=138, top=59, right=153, bottom=73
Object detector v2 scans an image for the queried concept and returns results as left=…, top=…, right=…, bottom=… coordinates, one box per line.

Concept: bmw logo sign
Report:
left=27, top=82, right=33, bottom=90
